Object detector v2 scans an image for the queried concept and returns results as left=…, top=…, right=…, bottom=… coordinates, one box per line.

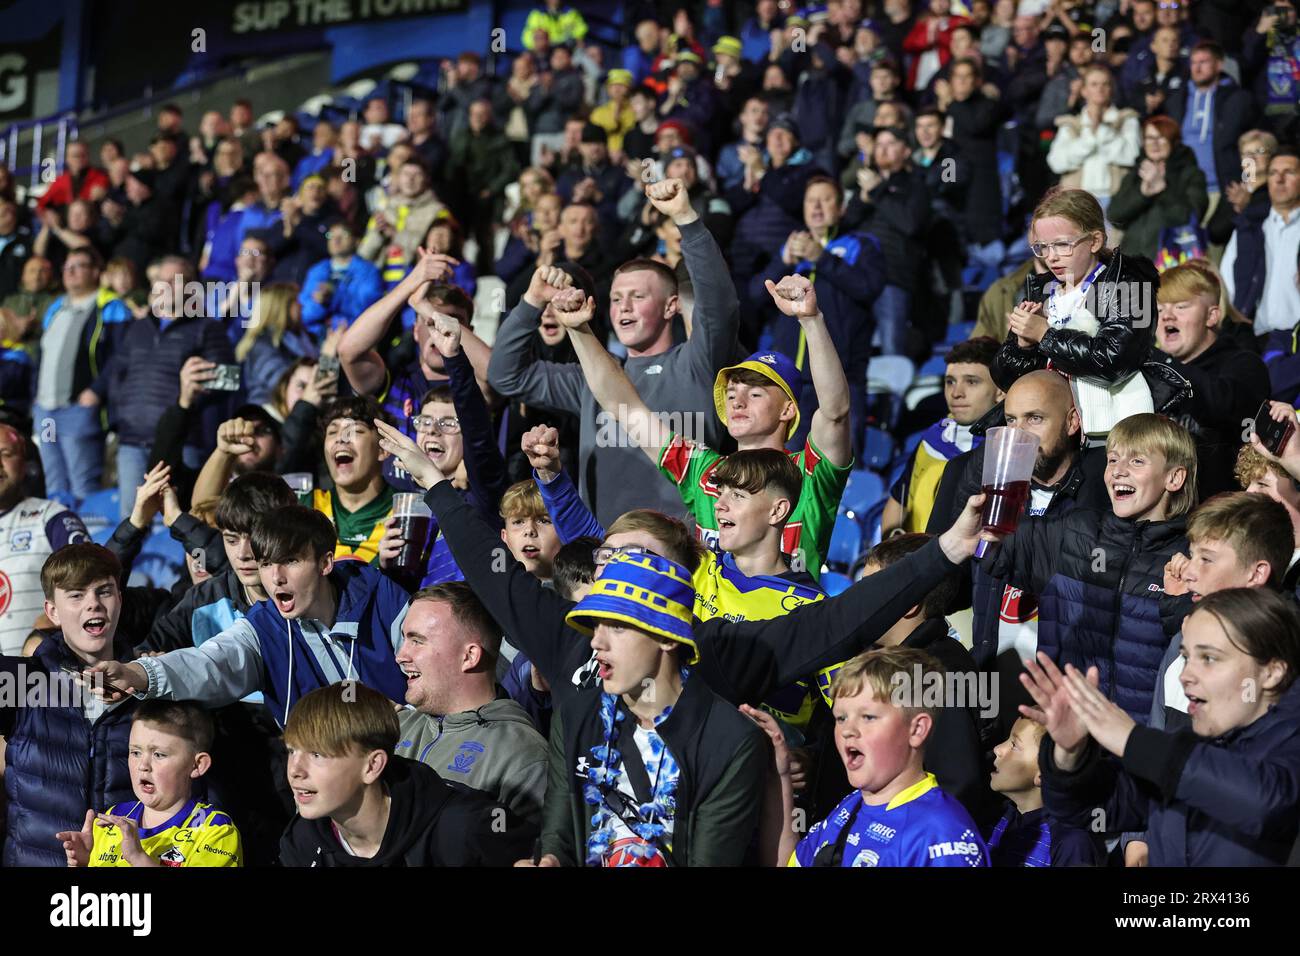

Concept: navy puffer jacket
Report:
left=1042, top=680, right=1300, bottom=866
left=1, top=635, right=138, bottom=867
left=981, top=508, right=1187, bottom=721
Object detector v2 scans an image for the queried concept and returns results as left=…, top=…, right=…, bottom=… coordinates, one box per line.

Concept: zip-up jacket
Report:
left=1041, top=681, right=1300, bottom=865
left=980, top=508, right=1187, bottom=720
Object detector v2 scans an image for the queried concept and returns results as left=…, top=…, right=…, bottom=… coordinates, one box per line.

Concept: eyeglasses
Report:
left=1029, top=235, right=1091, bottom=258
left=237, top=249, right=263, bottom=257
left=411, top=415, right=460, bottom=434
left=592, top=544, right=659, bottom=566
left=1243, top=147, right=1272, bottom=157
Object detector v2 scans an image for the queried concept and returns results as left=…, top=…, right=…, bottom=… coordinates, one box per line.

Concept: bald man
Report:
left=926, top=370, right=1110, bottom=739
left=0, top=426, right=91, bottom=654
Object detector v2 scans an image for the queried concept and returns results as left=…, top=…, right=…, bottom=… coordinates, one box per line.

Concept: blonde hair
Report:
left=605, top=510, right=707, bottom=573
left=829, top=646, right=945, bottom=722
left=1106, top=414, right=1199, bottom=518
left=284, top=682, right=399, bottom=757
left=236, top=283, right=299, bottom=362
left=1030, top=187, right=1107, bottom=254
left=499, top=479, right=548, bottom=520
left=1166, top=259, right=1249, bottom=327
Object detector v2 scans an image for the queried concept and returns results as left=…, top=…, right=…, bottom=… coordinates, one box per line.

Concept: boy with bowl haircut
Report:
left=986, top=716, right=1104, bottom=866
left=789, top=646, right=989, bottom=868
left=947, top=412, right=1196, bottom=720
left=498, top=480, right=561, bottom=582
left=280, top=682, right=531, bottom=866
left=1, top=544, right=139, bottom=866
left=57, top=701, right=242, bottom=867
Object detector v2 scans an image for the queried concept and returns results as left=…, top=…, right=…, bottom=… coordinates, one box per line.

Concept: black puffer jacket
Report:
left=981, top=508, right=1187, bottom=721
left=992, top=250, right=1160, bottom=391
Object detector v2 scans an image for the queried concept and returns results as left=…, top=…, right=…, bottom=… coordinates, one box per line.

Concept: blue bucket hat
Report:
left=566, top=552, right=698, bottom=664
left=713, top=350, right=801, bottom=439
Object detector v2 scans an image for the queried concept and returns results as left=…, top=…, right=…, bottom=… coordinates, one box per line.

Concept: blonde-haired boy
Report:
left=788, top=647, right=988, bottom=868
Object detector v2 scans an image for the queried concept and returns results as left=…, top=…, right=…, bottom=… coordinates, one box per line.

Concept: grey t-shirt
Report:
left=36, top=295, right=97, bottom=409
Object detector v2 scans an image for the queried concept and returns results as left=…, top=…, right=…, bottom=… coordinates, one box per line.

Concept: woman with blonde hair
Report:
left=236, top=283, right=316, bottom=404
left=992, top=186, right=1165, bottom=440
left=1046, top=64, right=1141, bottom=216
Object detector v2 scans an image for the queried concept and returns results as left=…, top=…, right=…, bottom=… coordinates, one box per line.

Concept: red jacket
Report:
left=901, top=15, right=971, bottom=90
left=35, top=167, right=109, bottom=211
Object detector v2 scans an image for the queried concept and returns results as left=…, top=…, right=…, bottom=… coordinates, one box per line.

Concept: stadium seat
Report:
left=298, top=94, right=334, bottom=117
left=839, top=469, right=885, bottom=521
left=943, top=321, right=976, bottom=344
left=386, top=62, right=420, bottom=82
left=90, top=525, right=115, bottom=546
left=902, top=429, right=926, bottom=458
left=342, top=78, right=378, bottom=102
left=140, top=526, right=185, bottom=564
left=919, top=355, right=947, bottom=378
left=820, top=571, right=852, bottom=597
left=826, top=515, right=864, bottom=570
left=864, top=499, right=888, bottom=548
left=77, top=488, right=121, bottom=527
left=862, top=426, right=895, bottom=472
left=866, top=355, right=916, bottom=396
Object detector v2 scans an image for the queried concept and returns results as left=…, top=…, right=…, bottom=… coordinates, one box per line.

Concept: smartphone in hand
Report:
left=1255, top=401, right=1295, bottom=456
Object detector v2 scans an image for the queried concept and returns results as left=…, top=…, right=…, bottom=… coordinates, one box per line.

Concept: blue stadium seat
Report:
left=90, top=525, right=115, bottom=546
left=820, top=571, right=852, bottom=597
left=902, top=429, right=926, bottom=458
left=943, top=321, right=976, bottom=344
left=864, top=499, right=888, bottom=548
left=862, top=426, right=895, bottom=472
left=826, top=515, right=864, bottom=570
left=919, top=355, right=947, bottom=378
left=140, top=527, right=185, bottom=564
left=78, top=488, right=121, bottom=527
left=839, top=469, right=886, bottom=521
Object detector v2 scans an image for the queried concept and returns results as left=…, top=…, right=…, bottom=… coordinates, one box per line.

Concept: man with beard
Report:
left=0, top=425, right=91, bottom=654
left=926, top=369, right=1109, bottom=740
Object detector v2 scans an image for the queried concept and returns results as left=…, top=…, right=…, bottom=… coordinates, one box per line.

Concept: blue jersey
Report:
left=790, top=774, right=989, bottom=868
left=986, top=805, right=1105, bottom=867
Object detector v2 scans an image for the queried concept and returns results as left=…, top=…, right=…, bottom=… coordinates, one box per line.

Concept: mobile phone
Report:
left=59, top=665, right=128, bottom=697
left=315, top=354, right=340, bottom=380
left=1255, top=401, right=1294, bottom=456
left=206, top=363, right=242, bottom=391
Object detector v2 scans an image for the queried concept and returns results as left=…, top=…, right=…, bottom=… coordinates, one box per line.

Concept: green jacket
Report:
left=448, top=127, right=520, bottom=203
left=1108, top=143, right=1209, bottom=262
left=540, top=671, right=766, bottom=867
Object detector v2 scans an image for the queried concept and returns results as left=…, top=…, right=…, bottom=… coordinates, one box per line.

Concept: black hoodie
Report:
left=278, top=756, right=533, bottom=867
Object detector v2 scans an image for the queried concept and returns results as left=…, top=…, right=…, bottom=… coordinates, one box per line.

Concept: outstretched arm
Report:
left=764, top=274, right=853, bottom=468
left=550, top=287, right=666, bottom=465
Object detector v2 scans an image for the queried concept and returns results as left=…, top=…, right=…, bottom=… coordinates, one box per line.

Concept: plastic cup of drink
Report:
left=979, top=427, right=1040, bottom=535
left=392, top=493, right=433, bottom=571
left=283, top=472, right=314, bottom=497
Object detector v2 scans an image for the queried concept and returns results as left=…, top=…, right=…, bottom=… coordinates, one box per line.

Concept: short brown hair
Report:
left=1189, top=589, right=1300, bottom=698
left=945, top=335, right=999, bottom=369
left=1105, top=414, right=1199, bottom=518
left=605, top=509, right=706, bottom=572
left=410, top=582, right=501, bottom=662
left=283, top=682, right=400, bottom=757
left=712, top=449, right=802, bottom=521
left=499, top=480, right=548, bottom=521
left=829, top=646, right=945, bottom=724
left=725, top=367, right=783, bottom=390
left=613, top=258, right=678, bottom=297
left=1187, top=492, right=1294, bottom=589
left=134, top=700, right=215, bottom=753
left=864, top=533, right=958, bottom=619
left=41, top=544, right=121, bottom=600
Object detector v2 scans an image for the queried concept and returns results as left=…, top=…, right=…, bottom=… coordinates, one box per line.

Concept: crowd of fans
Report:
left=1, top=0, right=1300, bottom=868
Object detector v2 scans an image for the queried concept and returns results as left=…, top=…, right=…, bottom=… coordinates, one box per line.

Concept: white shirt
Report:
left=1221, top=206, right=1300, bottom=334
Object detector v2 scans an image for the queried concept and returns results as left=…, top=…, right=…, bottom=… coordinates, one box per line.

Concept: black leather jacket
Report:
left=992, top=250, right=1160, bottom=392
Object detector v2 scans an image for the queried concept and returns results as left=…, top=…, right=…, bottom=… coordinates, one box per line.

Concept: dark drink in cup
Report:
left=978, top=427, right=1040, bottom=536
left=391, top=492, right=433, bottom=573
left=396, top=514, right=433, bottom=571
left=980, top=481, right=1031, bottom=535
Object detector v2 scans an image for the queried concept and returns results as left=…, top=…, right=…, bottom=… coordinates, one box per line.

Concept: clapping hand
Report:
left=1008, top=299, right=1048, bottom=346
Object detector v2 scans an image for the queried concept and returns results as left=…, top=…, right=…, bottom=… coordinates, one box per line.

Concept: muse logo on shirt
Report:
left=927, top=829, right=984, bottom=865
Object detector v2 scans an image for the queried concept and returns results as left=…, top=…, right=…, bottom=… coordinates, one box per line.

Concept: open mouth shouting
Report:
left=136, top=775, right=157, bottom=798
left=82, top=616, right=109, bottom=639
left=519, top=544, right=541, bottom=562
left=843, top=744, right=865, bottom=773
left=292, top=786, right=317, bottom=806
left=1161, top=322, right=1181, bottom=347
left=420, top=436, right=446, bottom=462
left=331, top=446, right=357, bottom=474
left=1186, top=692, right=1206, bottom=716
left=1110, top=483, right=1136, bottom=503
left=274, top=590, right=297, bottom=615
left=596, top=656, right=613, bottom=681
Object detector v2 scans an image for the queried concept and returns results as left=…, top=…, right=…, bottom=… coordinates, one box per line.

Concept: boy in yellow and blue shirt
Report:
left=57, top=701, right=242, bottom=868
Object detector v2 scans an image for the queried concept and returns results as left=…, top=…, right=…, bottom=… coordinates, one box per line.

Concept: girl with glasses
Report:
left=992, top=186, right=1163, bottom=440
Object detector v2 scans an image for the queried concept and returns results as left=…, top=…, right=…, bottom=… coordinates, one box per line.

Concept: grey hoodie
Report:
left=396, top=699, right=548, bottom=826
